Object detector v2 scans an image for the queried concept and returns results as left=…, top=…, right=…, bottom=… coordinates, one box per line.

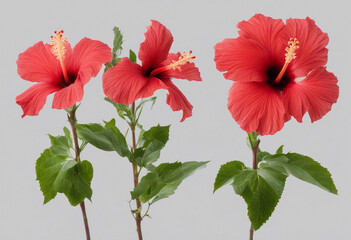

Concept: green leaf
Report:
left=135, top=97, right=157, bottom=114
left=53, top=160, right=94, bottom=206
left=263, top=154, right=289, bottom=165
left=276, top=145, right=284, bottom=154
left=140, top=140, right=165, bottom=167
left=260, top=153, right=289, bottom=175
left=140, top=125, right=170, bottom=148
left=80, top=140, right=88, bottom=152
left=131, top=161, right=208, bottom=204
left=104, top=26, right=123, bottom=72
left=112, top=27, right=123, bottom=58
left=104, top=97, right=134, bottom=122
left=104, top=62, right=113, bottom=70
left=36, top=147, right=94, bottom=206
left=135, top=97, right=157, bottom=125
left=213, top=161, right=246, bottom=192
left=36, top=149, right=66, bottom=203
left=130, top=172, right=158, bottom=201
left=232, top=164, right=287, bottom=230
left=76, top=121, right=131, bottom=158
left=76, top=124, right=114, bottom=151
left=63, top=127, right=73, bottom=148
left=283, top=153, right=337, bottom=194
left=53, top=160, right=77, bottom=192
left=129, top=49, right=137, bottom=63
left=130, top=148, right=144, bottom=166
left=48, top=134, right=71, bottom=156
left=257, top=151, right=270, bottom=164
left=131, top=125, right=170, bottom=167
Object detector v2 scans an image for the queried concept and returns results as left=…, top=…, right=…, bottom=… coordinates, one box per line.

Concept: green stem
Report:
left=131, top=102, right=143, bottom=240
left=247, top=133, right=260, bottom=240
left=141, top=203, right=151, bottom=220
left=68, top=105, right=91, bottom=240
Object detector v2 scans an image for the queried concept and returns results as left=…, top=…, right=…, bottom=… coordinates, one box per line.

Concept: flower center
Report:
left=149, top=51, right=195, bottom=77
left=50, top=30, right=70, bottom=85
left=266, top=65, right=291, bottom=90
left=274, top=38, right=299, bottom=84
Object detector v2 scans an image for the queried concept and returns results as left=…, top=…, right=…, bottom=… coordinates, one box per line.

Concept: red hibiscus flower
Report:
left=102, top=20, right=201, bottom=122
left=16, top=30, right=112, bottom=117
left=214, top=14, right=339, bottom=135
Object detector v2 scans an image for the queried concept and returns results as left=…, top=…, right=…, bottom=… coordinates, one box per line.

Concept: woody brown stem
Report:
left=68, top=105, right=91, bottom=240
left=131, top=102, right=143, bottom=240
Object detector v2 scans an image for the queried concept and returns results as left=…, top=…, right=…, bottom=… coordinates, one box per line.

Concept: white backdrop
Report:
left=1, top=0, right=350, bottom=239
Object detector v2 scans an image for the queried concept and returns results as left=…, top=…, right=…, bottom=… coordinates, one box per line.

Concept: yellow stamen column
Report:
left=274, top=38, right=299, bottom=84
left=50, top=30, right=71, bottom=85
left=149, top=51, right=195, bottom=77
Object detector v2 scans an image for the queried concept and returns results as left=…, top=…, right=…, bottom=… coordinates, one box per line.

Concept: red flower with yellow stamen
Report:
left=102, top=20, right=201, bottom=122
left=16, top=30, right=112, bottom=117
left=214, top=14, right=339, bottom=135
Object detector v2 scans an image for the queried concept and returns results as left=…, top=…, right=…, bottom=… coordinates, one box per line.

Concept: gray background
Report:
left=1, top=0, right=350, bottom=239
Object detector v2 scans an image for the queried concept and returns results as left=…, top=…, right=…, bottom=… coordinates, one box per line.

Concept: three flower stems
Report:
left=131, top=102, right=144, bottom=240
left=248, top=133, right=260, bottom=240
left=65, top=108, right=260, bottom=240
left=67, top=105, right=91, bottom=240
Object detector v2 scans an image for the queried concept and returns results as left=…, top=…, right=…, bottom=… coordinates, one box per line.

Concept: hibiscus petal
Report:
left=16, top=83, right=60, bottom=117
left=161, top=78, right=193, bottom=122
left=227, top=82, right=286, bottom=135
left=17, top=42, right=62, bottom=84
left=139, top=20, right=173, bottom=72
left=72, top=37, right=112, bottom=84
left=161, top=52, right=202, bottom=81
left=282, top=67, right=338, bottom=123
left=237, top=14, right=287, bottom=59
left=52, top=79, right=84, bottom=109
left=214, top=37, right=271, bottom=82
left=285, top=17, right=329, bottom=77
left=102, top=58, right=161, bottom=105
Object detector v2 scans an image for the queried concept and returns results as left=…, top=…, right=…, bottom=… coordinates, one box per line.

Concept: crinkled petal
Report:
left=71, top=37, right=112, bottom=84
left=282, top=67, right=338, bottom=122
left=285, top=17, right=329, bottom=77
left=214, top=37, right=271, bottom=82
left=227, top=82, right=285, bottom=135
left=16, top=83, right=60, bottom=117
left=102, top=57, right=161, bottom=105
left=139, top=20, right=173, bottom=72
left=161, top=78, right=193, bottom=122
left=52, top=78, right=84, bottom=109
left=237, top=14, right=287, bottom=58
left=161, top=52, right=202, bottom=81
left=17, top=42, right=62, bottom=84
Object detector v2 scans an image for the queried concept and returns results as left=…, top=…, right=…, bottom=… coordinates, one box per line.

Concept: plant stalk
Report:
left=248, top=133, right=260, bottom=240
left=249, top=225, right=254, bottom=240
left=131, top=102, right=143, bottom=240
left=68, top=105, right=91, bottom=240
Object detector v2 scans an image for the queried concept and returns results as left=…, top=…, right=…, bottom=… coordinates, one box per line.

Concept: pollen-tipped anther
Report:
left=50, top=30, right=68, bottom=61
left=168, top=51, right=195, bottom=71
left=285, top=38, right=299, bottom=64
left=50, top=30, right=70, bottom=85
left=149, top=51, right=196, bottom=77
